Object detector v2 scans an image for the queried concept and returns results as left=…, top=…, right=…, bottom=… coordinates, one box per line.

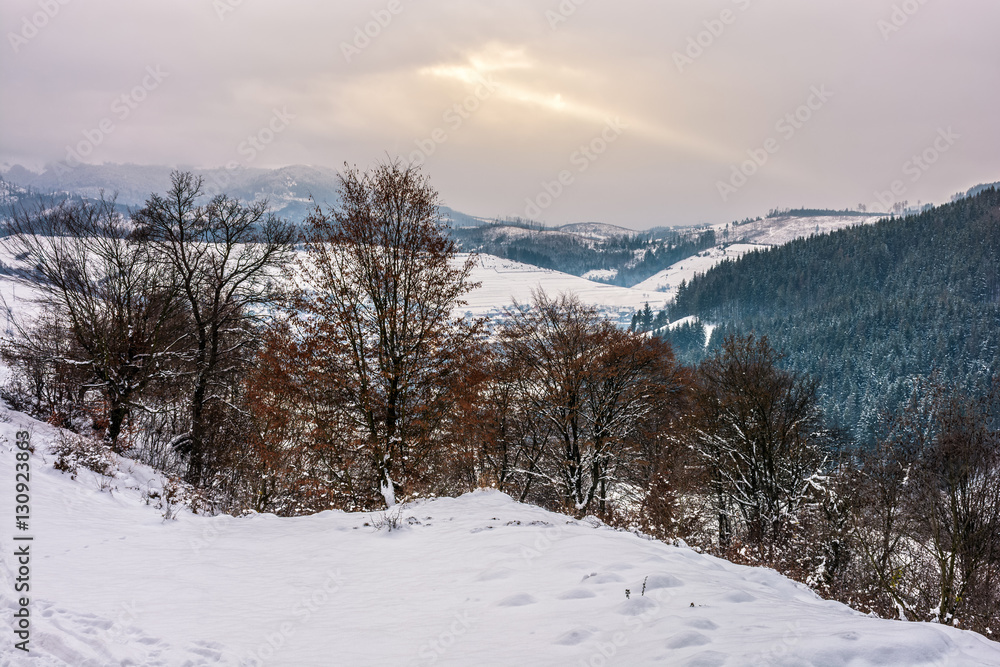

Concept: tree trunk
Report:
left=106, top=401, right=129, bottom=453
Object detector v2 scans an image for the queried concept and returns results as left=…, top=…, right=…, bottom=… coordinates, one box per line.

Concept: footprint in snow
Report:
left=476, top=567, right=514, bottom=581
left=665, top=631, right=713, bottom=649
left=581, top=572, right=624, bottom=584
left=684, top=618, right=719, bottom=631
left=681, top=650, right=728, bottom=667
left=617, top=597, right=659, bottom=616
left=188, top=640, right=226, bottom=659
left=554, top=628, right=594, bottom=645
left=497, top=593, right=537, bottom=607
left=723, top=590, right=756, bottom=603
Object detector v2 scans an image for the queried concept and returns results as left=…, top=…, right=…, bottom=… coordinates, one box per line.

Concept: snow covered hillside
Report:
left=721, top=214, right=880, bottom=247
left=461, top=254, right=672, bottom=323
left=1, top=413, right=999, bottom=666
left=634, top=214, right=882, bottom=298
left=634, top=244, right=764, bottom=297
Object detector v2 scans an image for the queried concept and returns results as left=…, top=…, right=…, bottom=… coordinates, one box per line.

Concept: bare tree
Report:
left=291, top=160, right=481, bottom=508
left=686, top=334, right=829, bottom=549
left=2, top=195, right=183, bottom=447
left=494, top=291, right=687, bottom=516
left=911, top=384, right=1000, bottom=629
left=848, top=413, right=924, bottom=620
left=133, top=171, right=294, bottom=484
left=850, top=382, right=1000, bottom=631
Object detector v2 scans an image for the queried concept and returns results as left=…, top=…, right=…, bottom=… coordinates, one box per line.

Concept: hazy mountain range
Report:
left=0, top=162, right=487, bottom=228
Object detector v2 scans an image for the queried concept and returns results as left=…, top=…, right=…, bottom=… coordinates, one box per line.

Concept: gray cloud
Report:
left=2, top=0, right=997, bottom=227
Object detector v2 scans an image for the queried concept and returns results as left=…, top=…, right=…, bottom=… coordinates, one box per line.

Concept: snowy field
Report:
left=633, top=214, right=883, bottom=299
left=460, top=254, right=672, bottom=321
left=2, top=413, right=999, bottom=666
left=633, top=244, right=765, bottom=296
left=719, top=215, right=881, bottom=247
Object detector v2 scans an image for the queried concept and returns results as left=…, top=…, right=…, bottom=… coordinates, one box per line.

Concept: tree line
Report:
left=451, top=220, right=716, bottom=287
left=1, top=163, right=997, bottom=634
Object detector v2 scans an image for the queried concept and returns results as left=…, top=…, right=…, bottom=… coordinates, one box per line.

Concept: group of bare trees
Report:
left=842, top=384, right=1000, bottom=633
left=469, top=293, right=689, bottom=515
left=2, top=172, right=294, bottom=487
left=685, top=335, right=830, bottom=549
left=2, top=161, right=997, bottom=634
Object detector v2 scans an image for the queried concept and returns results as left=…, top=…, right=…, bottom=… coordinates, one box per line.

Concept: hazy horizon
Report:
left=2, top=0, right=998, bottom=228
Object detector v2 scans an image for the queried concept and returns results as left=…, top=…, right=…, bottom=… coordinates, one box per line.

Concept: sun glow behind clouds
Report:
left=420, top=45, right=732, bottom=162
left=5, top=0, right=996, bottom=227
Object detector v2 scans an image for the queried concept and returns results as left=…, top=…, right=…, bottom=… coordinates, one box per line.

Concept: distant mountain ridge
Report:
left=554, top=222, right=636, bottom=240
left=0, top=162, right=484, bottom=227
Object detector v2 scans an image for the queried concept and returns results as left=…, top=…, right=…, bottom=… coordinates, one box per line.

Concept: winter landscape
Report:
left=2, top=1, right=1000, bottom=666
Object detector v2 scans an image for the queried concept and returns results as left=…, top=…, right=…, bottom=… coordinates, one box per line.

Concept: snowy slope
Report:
left=461, top=254, right=672, bottom=320
left=2, top=415, right=1000, bottom=666
left=719, top=215, right=880, bottom=246
left=633, top=215, right=882, bottom=299
left=555, top=222, right=635, bottom=241
left=633, top=244, right=765, bottom=296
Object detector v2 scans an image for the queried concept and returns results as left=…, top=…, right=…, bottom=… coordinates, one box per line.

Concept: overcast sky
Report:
left=2, top=0, right=998, bottom=228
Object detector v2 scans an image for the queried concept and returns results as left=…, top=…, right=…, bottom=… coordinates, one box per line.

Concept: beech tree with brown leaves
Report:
left=291, top=161, right=481, bottom=509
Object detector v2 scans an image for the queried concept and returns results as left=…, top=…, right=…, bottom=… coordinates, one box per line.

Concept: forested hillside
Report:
left=451, top=221, right=716, bottom=286
left=671, top=188, right=1000, bottom=437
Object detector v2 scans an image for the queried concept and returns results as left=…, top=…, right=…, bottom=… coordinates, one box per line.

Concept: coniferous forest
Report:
left=671, top=187, right=1000, bottom=439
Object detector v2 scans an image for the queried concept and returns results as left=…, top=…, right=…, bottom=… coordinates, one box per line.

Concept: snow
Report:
left=656, top=315, right=715, bottom=348
left=556, top=222, right=634, bottom=241
left=2, top=412, right=999, bottom=665
left=721, top=215, right=880, bottom=247
left=633, top=215, right=883, bottom=299
left=581, top=269, right=618, bottom=282
left=460, top=254, right=671, bottom=321
left=633, top=244, right=765, bottom=297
